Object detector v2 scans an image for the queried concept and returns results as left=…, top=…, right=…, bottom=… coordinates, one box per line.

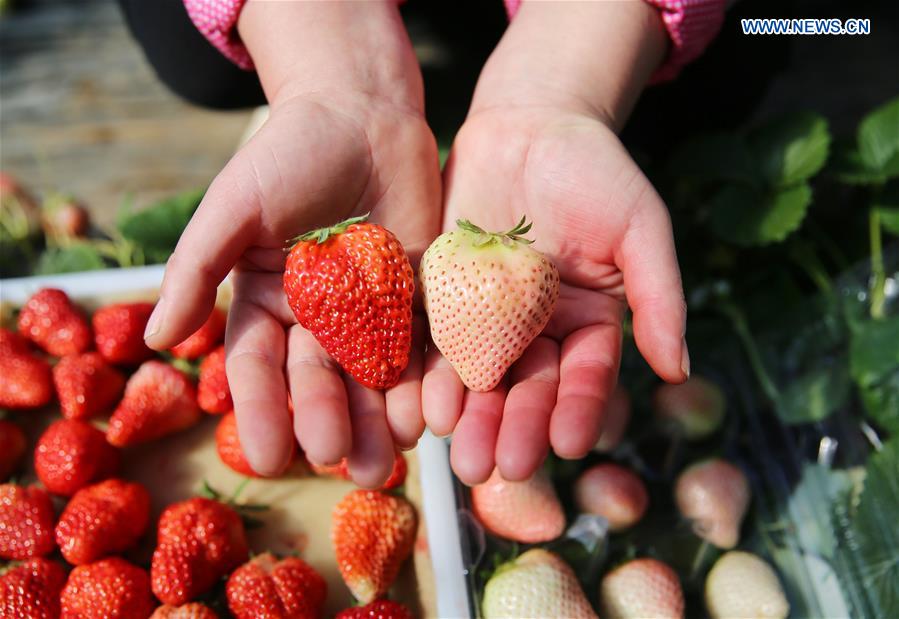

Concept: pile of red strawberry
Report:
left=0, top=288, right=418, bottom=618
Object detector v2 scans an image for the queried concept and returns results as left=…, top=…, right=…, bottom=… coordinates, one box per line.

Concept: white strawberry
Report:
left=420, top=217, right=560, bottom=392
left=471, top=468, right=566, bottom=543
left=705, top=551, right=789, bottom=619
left=594, top=385, right=631, bottom=452
left=653, top=375, right=725, bottom=440
left=675, top=458, right=750, bottom=549
left=573, top=462, right=648, bottom=532
left=482, top=549, right=597, bottom=619
left=600, top=558, right=685, bottom=619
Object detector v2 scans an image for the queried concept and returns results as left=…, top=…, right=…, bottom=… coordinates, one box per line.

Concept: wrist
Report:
left=470, top=1, right=667, bottom=131
left=237, top=0, right=423, bottom=112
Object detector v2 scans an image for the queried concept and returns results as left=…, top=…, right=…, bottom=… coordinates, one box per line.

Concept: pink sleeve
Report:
left=503, top=0, right=726, bottom=82
left=183, top=0, right=254, bottom=71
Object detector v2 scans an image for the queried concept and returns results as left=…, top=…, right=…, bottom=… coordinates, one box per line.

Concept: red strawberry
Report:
left=34, top=419, right=120, bottom=496
left=17, top=288, right=92, bottom=356
left=226, top=552, right=327, bottom=619
left=53, top=352, right=126, bottom=420
left=0, top=484, right=56, bottom=559
left=0, top=352, right=53, bottom=410
left=170, top=308, right=226, bottom=359
left=482, top=549, right=596, bottom=619
left=0, top=558, right=67, bottom=619
left=0, top=420, right=28, bottom=480
left=0, top=327, right=31, bottom=355
left=107, top=360, right=202, bottom=447
left=594, top=385, right=631, bottom=453
left=470, top=468, right=565, bottom=543
left=283, top=215, right=414, bottom=389
left=653, top=376, right=726, bottom=441
left=600, top=558, right=685, bottom=619
left=332, top=489, right=417, bottom=603
left=92, top=302, right=155, bottom=365
left=55, top=478, right=151, bottom=565
left=197, top=345, right=232, bottom=414
left=61, top=557, right=156, bottom=619
left=311, top=451, right=407, bottom=489
left=151, top=497, right=249, bottom=605
left=336, top=599, right=415, bottom=619
left=420, top=217, right=560, bottom=392
left=215, top=411, right=257, bottom=477
left=675, top=458, right=750, bottom=549
left=573, top=463, right=648, bottom=532
left=151, top=603, right=219, bottom=618
left=41, top=194, right=89, bottom=240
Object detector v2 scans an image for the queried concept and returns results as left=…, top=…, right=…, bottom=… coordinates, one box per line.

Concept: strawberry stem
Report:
left=456, top=216, right=535, bottom=246
left=287, top=213, right=370, bottom=247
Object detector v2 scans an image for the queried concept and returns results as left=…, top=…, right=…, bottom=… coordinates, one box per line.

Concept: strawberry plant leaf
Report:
left=858, top=96, right=899, bottom=172
left=708, top=183, right=812, bottom=246
left=749, top=111, right=830, bottom=187
left=34, top=242, right=106, bottom=274
left=831, top=143, right=894, bottom=185
left=878, top=208, right=899, bottom=236
left=873, top=182, right=899, bottom=235
left=775, top=360, right=850, bottom=425
left=859, top=369, right=899, bottom=433
left=117, top=188, right=204, bottom=262
left=848, top=316, right=899, bottom=388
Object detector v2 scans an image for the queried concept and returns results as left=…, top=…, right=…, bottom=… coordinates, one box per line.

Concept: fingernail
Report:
left=144, top=297, right=165, bottom=342
left=680, top=339, right=691, bottom=379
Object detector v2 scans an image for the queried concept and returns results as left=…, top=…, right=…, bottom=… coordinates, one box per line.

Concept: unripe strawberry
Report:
left=573, top=463, right=648, bottom=531
left=600, top=558, right=684, bottom=619
left=705, top=551, right=789, bottom=619
left=420, top=217, right=560, bottom=392
left=483, top=549, right=597, bottom=619
left=653, top=375, right=725, bottom=440
left=283, top=215, right=414, bottom=389
left=675, top=458, right=750, bottom=549
left=471, top=468, right=565, bottom=543
left=41, top=194, right=89, bottom=240
left=594, top=385, right=631, bottom=452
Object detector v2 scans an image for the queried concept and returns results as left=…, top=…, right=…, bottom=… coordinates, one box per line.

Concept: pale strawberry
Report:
left=482, top=549, right=597, bottom=619
left=594, top=385, right=631, bottom=452
left=419, top=217, right=559, bottom=392
left=107, top=360, right=202, bottom=446
left=674, top=458, right=750, bottom=549
left=705, top=551, right=789, bottom=619
left=653, top=375, right=726, bottom=440
left=332, top=489, right=417, bottom=603
left=470, top=468, right=565, bottom=543
left=573, top=463, right=648, bottom=532
left=600, top=558, right=685, bottom=619
left=53, top=352, right=126, bottom=420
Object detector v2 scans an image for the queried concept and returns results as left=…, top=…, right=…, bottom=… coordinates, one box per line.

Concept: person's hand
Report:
left=423, top=1, right=688, bottom=485
left=143, top=2, right=440, bottom=487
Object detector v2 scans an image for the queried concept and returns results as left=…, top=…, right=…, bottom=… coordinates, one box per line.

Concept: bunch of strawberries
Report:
left=0, top=287, right=417, bottom=619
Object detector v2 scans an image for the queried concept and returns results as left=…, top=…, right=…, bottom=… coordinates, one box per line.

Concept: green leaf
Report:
left=879, top=209, right=899, bottom=236
left=750, top=111, right=831, bottom=187
left=832, top=143, right=893, bottom=185
left=858, top=97, right=899, bottom=172
left=849, top=316, right=899, bottom=388
left=775, top=360, right=850, bottom=425
left=117, top=189, right=204, bottom=262
left=787, top=463, right=862, bottom=557
left=34, top=243, right=106, bottom=275
left=873, top=182, right=899, bottom=235
left=667, top=133, right=758, bottom=186
left=708, top=183, right=811, bottom=246
left=859, top=368, right=899, bottom=432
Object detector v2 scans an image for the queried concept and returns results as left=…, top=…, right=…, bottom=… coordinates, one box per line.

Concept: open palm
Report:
left=423, top=107, right=688, bottom=485
left=147, top=94, right=440, bottom=487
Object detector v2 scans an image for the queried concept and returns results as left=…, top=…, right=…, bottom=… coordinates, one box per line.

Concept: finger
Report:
left=345, top=380, right=395, bottom=489
left=145, top=156, right=263, bottom=350
left=495, top=337, right=560, bottom=481
left=385, top=317, right=426, bottom=449
left=287, top=326, right=352, bottom=466
left=449, top=385, right=507, bottom=486
left=225, top=299, right=293, bottom=476
left=421, top=346, right=465, bottom=436
left=550, top=322, right=621, bottom=459
left=615, top=191, right=688, bottom=383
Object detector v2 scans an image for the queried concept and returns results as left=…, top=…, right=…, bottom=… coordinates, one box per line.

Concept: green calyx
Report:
left=288, top=213, right=369, bottom=246
left=456, top=215, right=535, bottom=248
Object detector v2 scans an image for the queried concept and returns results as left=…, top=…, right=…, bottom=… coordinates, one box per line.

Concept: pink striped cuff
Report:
left=184, top=0, right=254, bottom=70
left=503, top=0, right=726, bottom=82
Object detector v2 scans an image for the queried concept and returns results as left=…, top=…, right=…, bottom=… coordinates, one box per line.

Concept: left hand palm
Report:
left=423, top=107, right=687, bottom=484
